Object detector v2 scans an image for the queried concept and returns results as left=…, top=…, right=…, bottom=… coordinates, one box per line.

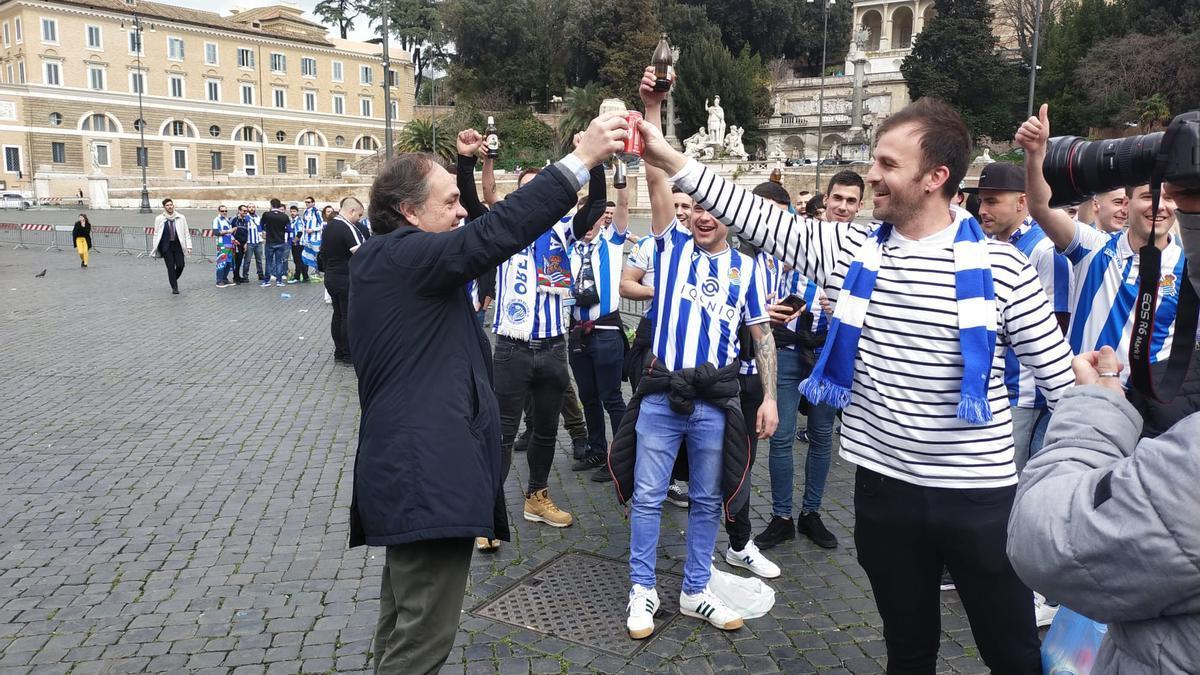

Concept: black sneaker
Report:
left=590, top=467, right=612, bottom=482
left=666, top=480, right=689, bottom=508
left=797, top=511, right=837, bottom=549
left=940, top=568, right=955, bottom=591
left=572, top=454, right=605, bottom=471
left=754, top=515, right=795, bottom=550
left=515, top=433, right=529, bottom=453
left=572, top=437, right=589, bottom=460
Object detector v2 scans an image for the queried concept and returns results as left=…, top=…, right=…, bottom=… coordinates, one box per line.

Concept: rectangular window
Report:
left=40, top=18, right=56, bottom=43
left=129, top=30, right=142, bottom=55
left=173, top=148, right=187, bottom=170
left=332, top=94, right=345, bottom=115
left=336, top=159, right=345, bottom=174
left=130, top=70, right=145, bottom=94
left=360, top=65, right=372, bottom=84
left=88, top=66, right=105, bottom=91
left=269, top=52, right=285, bottom=73
left=136, top=147, right=147, bottom=168
left=4, top=22, right=11, bottom=48
left=306, top=155, right=318, bottom=176
left=387, top=69, right=399, bottom=87
left=86, top=25, right=101, bottom=49
left=169, top=75, right=184, bottom=98
left=389, top=99, right=398, bottom=120
left=303, top=91, right=316, bottom=112
left=211, top=151, right=222, bottom=171
left=273, top=87, right=285, bottom=108
left=51, top=142, right=64, bottom=163
left=15, top=17, right=22, bottom=43
left=4, top=146, right=20, bottom=173
left=301, top=57, right=317, bottom=77
left=17, top=60, right=24, bottom=84
left=331, top=60, right=343, bottom=82
left=94, top=143, right=110, bottom=167
left=237, top=48, right=254, bottom=68
left=204, top=42, right=218, bottom=65
left=276, top=155, right=287, bottom=173
left=360, top=97, right=372, bottom=117
left=167, top=36, right=184, bottom=61
left=205, top=79, right=219, bottom=102
left=243, top=152, right=256, bottom=176
left=240, top=83, right=254, bottom=105
left=43, top=61, right=60, bottom=86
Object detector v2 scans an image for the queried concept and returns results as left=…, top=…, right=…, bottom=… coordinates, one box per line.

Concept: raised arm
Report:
left=482, top=156, right=499, bottom=206
left=570, top=165, right=607, bottom=240
left=455, top=130, right=488, bottom=221
left=638, top=67, right=677, bottom=236
left=639, top=118, right=852, bottom=288
left=1016, top=104, right=1079, bottom=253
left=612, top=181, right=630, bottom=236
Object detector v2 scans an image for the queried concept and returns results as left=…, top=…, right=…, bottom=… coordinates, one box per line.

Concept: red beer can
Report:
left=624, top=111, right=644, bottom=158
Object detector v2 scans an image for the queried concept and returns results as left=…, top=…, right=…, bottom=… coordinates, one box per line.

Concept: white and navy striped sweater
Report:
left=672, top=159, right=1074, bottom=488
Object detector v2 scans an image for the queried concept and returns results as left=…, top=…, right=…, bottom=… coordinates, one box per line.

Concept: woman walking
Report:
left=72, top=214, right=93, bottom=268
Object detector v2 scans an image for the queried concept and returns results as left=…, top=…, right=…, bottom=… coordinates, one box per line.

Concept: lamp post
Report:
left=133, top=14, right=151, bottom=213
left=1026, top=0, right=1044, bottom=118
left=809, top=0, right=835, bottom=191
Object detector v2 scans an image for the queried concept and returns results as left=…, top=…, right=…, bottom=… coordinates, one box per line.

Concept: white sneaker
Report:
left=1034, top=592, right=1059, bottom=628
left=725, top=540, right=781, bottom=579
left=626, top=584, right=660, bottom=639
left=679, top=586, right=744, bottom=631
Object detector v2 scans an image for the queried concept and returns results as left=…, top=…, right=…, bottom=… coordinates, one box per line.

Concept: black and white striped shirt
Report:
left=673, top=160, right=1074, bottom=488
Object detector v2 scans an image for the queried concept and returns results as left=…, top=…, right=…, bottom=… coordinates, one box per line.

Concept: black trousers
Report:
left=233, top=245, right=246, bottom=280
left=854, top=467, right=1040, bottom=674
left=291, top=245, right=308, bottom=281
left=325, top=274, right=350, bottom=358
left=494, top=336, right=569, bottom=494
left=158, top=240, right=185, bottom=291
left=726, top=372, right=762, bottom=551
left=374, top=538, right=474, bottom=674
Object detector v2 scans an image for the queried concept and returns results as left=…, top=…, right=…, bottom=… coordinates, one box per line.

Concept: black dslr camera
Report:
left=1043, top=110, right=1200, bottom=207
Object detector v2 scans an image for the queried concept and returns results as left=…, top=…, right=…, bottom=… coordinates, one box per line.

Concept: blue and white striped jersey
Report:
left=740, top=250, right=783, bottom=375
left=492, top=219, right=576, bottom=340
left=1065, top=225, right=1185, bottom=382
left=776, top=267, right=830, bottom=349
left=246, top=214, right=262, bottom=245
left=1003, top=218, right=1073, bottom=408
left=651, top=219, right=769, bottom=371
left=570, top=225, right=628, bottom=323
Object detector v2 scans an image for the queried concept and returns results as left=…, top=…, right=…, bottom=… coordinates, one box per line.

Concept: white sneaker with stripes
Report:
left=679, top=586, right=744, bottom=631
left=626, top=584, right=660, bottom=639
left=725, top=540, right=781, bottom=579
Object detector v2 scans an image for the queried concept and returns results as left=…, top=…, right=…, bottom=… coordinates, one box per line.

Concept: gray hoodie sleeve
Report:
left=1007, top=385, right=1200, bottom=623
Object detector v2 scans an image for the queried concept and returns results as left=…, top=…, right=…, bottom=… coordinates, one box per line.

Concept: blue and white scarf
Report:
left=801, top=210, right=998, bottom=424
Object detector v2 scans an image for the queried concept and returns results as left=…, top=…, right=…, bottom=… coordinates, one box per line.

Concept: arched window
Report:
left=80, top=112, right=121, bottom=133
left=297, top=130, right=325, bottom=147
left=354, top=135, right=379, bottom=151
left=861, top=10, right=882, bottom=51
left=233, top=124, right=263, bottom=143
left=159, top=118, right=197, bottom=137
left=891, top=6, right=914, bottom=49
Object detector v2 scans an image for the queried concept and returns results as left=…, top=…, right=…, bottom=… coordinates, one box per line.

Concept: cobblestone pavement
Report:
left=0, top=248, right=988, bottom=674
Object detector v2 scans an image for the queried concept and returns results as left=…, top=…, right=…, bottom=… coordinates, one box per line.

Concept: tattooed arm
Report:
left=751, top=323, right=779, bottom=439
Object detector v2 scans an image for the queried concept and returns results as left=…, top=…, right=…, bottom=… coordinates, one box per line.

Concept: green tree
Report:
left=564, top=0, right=660, bottom=105
left=1075, top=30, right=1200, bottom=128
left=653, top=0, right=722, bottom=47
left=396, top=118, right=457, bottom=161
left=314, top=0, right=363, bottom=40
left=557, top=83, right=608, bottom=152
left=1034, top=0, right=1125, bottom=134
left=674, top=39, right=771, bottom=152
left=442, top=0, right=566, bottom=106
left=364, top=0, right=452, bottom=98
left=900, top=0, right=1022, bottom=141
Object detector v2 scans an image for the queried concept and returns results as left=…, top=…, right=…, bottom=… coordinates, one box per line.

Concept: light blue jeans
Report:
left=630, top=392, right=724, bottom=595
left=768, top=348, right=837, bottom=516
left=1011, top=405, right=1050, bottom=473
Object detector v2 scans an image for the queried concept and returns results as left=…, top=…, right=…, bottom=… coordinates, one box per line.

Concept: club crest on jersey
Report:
left=506, top=300, right=530, bottom=322
left=728, top=267, right=741, bottom=285
left=1160, top=273, right=1178, bottom=296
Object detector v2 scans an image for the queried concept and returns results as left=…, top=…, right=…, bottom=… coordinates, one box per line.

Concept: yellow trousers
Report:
left=75, top=237, right=89, bottom=266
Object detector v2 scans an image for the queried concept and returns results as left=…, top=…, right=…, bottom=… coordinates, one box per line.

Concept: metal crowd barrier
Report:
left=0, top=222, right=230, bottom=261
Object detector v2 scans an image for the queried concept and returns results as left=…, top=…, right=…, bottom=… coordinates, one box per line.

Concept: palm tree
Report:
left=557, top=83, right=608, bottom=152
left=396, top=118, right=456, bottom=161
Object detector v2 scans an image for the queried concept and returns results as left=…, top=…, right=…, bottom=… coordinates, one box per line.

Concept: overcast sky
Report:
left=171, top=0, right=377, bottom=42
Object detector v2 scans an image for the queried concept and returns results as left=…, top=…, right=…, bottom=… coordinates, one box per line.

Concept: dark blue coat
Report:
left=347, top=160, right=584, bottom=547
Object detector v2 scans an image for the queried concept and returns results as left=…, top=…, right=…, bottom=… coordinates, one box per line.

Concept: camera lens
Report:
left=1042, top=132, right=1163, bottom=207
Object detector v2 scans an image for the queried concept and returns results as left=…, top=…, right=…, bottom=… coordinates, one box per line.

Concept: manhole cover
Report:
left=471, top=551, right=683, bottom=657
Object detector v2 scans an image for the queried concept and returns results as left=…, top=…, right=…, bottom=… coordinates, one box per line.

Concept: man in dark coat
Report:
left=346, top=114, right=625, bottom=675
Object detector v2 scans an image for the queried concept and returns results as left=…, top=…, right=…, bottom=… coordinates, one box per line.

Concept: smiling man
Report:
left=345, top=114, right=625, bottom=675
left=637, top=97, right=1074, bottom=672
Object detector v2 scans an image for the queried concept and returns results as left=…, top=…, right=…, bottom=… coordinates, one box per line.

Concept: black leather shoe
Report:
left=797, top=511, right=838, bottom=549
left=754, top=515, right=795, bottom=550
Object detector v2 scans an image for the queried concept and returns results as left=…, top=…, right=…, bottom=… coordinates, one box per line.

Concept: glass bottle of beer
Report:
left=652, top=34, right=673, bottom=92
left=485, top=116, right=499, bottom=159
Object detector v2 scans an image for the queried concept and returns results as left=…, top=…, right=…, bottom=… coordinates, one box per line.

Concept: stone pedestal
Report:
left=87, top=176, right=110, bottom=210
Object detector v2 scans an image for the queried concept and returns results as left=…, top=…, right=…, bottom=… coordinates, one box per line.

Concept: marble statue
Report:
left=768, top=141, right=786, bottom=160
left=704, top=96, right=726, bottom=145
left=724, top=126, right=748, bottom=160
left=683, top=127, right=708, bottom=158
left=853, top=26, right=871, bottom=52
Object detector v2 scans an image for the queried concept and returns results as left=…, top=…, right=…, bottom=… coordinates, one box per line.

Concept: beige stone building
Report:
left=0, top=0, right=415, bottom=197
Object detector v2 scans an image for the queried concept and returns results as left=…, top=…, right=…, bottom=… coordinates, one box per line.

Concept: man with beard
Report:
left=637, top=97, right=1074, bottom=672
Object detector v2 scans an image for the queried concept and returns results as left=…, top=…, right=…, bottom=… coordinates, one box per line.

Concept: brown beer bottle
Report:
left=485, top=116, right=499, bottom=159
left=652, top=34, right=673, bottom=92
